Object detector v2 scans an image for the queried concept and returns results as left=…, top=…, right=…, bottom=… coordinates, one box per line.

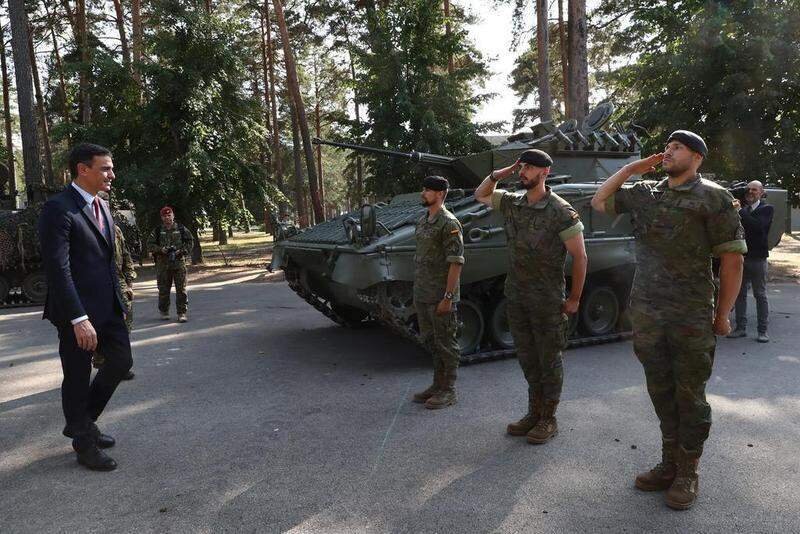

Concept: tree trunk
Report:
left=44, top=2, right=71, bottom=130
left=204, top=0, right=211, bottom=15
left=240, top=193, right=251, bottom=233
left=313, top=56, right=324, bottom=208
left=558, top=0, right=569, bottom=117
left=190, top=224, right=203, bottom=264
left=76, top=0, right=91, bottom=125
left=131, top=0, right=142, bottom=93
left=0, top=22, right=16, bottom=202
left=212, top=222, right=220, bottom=241
left=7, top=0, right=44, bottom=204
left=27, top=31, right=56, bottom=189
left=217, top=221, right=228, bottom=245
left=111, top=0, right=131, bottom=70
left=271, top=0, right=324, bottom=223
left=264, top=0, right=285, bottom=217
left=536, top=0, right=552, bottom=122
left=227, top=225, right=233, bottom=238
left=60, top=0, right=78, bottom=37
left=289, top=100, right=308, bottom=228
left=444, top=0, right=454, bottom=74
left=258, top=8, right=271, bottom=160
left=567, top=0, right=589, bottom=121
left=343, top=23, right=364, bottom=205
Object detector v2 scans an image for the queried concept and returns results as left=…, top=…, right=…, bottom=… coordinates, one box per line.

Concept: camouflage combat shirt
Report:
left=147, top=223, right=193, bottom=269
left=113, top=225, right=136, bottom=291
left=413, top=207, right=465, bottom=304
left=605, top=175, right=746, bottom=313
left=491, top=187, right=584, bottom=305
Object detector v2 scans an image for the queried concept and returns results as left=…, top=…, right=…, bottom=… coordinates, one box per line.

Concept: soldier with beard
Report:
left=591, top=130, right=746, bottom=510
left=475, top=149, right=587, bottom=445
left=411, top=175, right=464, bottom=409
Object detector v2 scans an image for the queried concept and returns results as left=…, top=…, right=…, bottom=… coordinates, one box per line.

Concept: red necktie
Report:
left=93, top=197, right=105, bottom=235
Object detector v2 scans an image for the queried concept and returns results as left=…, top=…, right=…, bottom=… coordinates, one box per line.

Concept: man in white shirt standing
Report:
left=38, top=143, right=133, bottom=471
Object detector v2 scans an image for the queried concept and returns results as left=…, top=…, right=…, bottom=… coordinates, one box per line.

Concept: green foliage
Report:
left=354, top=0, right=492, bottom=198
left=595, top=0, right=800, bottom=202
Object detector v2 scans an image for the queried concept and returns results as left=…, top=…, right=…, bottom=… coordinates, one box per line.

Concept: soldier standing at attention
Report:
left=474, top=149, right=587, bottom=445
left=147, top=206, right=193, bottom=322
left=412, top=175, right=465, bottom=409
left=93, top=223, right=137, bottom=380
left=591, top=131, right=746, bottom=510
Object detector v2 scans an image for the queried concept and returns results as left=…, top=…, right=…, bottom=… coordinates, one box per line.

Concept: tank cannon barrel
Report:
left=312, top=138, right=456, bottom=167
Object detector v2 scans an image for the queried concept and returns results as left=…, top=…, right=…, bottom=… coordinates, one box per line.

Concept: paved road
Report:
left=1, top=276, right=799, bottom=533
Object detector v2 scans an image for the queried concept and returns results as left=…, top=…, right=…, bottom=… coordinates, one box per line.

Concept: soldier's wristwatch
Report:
left=444, top=291, right=454, bottom=300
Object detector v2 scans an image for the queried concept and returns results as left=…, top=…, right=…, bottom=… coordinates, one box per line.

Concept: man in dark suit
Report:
left=38, top=143, right=133, bottom=471
left=728, top=180, right=774, bottom=343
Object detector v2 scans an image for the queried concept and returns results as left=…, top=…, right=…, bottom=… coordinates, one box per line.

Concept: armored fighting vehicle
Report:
left=271, top=105, right=790, bottom=363
left=0, top=200, right=142, bottom=307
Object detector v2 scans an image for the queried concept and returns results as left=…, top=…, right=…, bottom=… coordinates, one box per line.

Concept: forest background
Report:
left=0, top=0, right=797, bottom=262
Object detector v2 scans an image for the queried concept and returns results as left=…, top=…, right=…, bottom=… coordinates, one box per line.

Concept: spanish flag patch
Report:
left=450, top=229, right=460, bottom=234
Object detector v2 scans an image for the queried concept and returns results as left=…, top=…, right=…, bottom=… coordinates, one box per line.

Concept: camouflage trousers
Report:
left=630, top=302, right=716, bottom=457
left=416, top=302, right=460, bottom=374
left=157, top=266, right=188, bottom=314
left=92, top=293, right=132, bottom=368
left=506, top=298, right=567, bottom=403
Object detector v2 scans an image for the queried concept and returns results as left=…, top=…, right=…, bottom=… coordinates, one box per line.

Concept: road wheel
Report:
left=0, top=275, right=10, bottom=303
left=456, top=300, right=484, bottom=355
left=22, top=271, right=48, bottom=303
left=488, top=298, right=515, bottom=349
left=579, top=285, right=619, bottom=336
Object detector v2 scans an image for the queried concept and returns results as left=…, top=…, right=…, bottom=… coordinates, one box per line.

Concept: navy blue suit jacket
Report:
left=38, top=185, right=126, bottom=328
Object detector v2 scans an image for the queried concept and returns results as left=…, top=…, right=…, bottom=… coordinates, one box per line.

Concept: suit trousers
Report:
left=734, top=257, right=769, bottom=334
left=58, top=308, right=132, bottom=442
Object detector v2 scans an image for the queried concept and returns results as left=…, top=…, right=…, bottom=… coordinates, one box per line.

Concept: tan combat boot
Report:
left=507, top=396, right=542, bottom=436
left=635, top=437, right=678, bottom=491
left=425, top=369, right=457, bottom=409
left=526, top=400, right=558, bottom=444
left=665, top=447, right=700, bottom=510
left=413, top=367, right=442, bottom=403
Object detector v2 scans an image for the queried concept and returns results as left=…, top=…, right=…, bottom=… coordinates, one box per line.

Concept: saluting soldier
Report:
left=412, top=175, right=465, bottom=410
left=147, top=206, right=194, bottom=322
left=591, top=131, right=746, bottom=510
left=475, top=149, right=587, bottom=444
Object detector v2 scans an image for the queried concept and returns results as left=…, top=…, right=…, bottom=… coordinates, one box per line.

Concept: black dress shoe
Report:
left=75, top=444, right=118, bottom=471
left=64, top=423, right=115, bottom=449
left=123, top=370, right=135, bottom=380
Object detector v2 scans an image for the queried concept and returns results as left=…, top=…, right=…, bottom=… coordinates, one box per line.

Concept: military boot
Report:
left=507, top=396, right=542, bottom=436
left=413, top=367, right=442, bottom=403
left=665, top=447, right=700, bottom=510
left=635, top=437, right=678, bottom=491
left=425, top=369, right=457, bottom=409
left=526, top=400, right=558, bottom=444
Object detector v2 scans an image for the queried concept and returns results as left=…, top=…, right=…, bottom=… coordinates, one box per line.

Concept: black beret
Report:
left=422, top=175, right=449, bottom=191
left=667, top=130, right=708, bottom=157
left=518, top=149, right=553, bottom=168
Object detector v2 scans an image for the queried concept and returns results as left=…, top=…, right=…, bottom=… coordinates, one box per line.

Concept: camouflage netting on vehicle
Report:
left=0, top=205, right=42, bottom=271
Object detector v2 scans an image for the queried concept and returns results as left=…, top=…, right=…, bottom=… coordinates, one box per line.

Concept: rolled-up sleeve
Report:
left=708, top=191, right=748, bottom=257
left=443, top=220, right=465, bottom=264
left=490, top=190, right=509, bottom=211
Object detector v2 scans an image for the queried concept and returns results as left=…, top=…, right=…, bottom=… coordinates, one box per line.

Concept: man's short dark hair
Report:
left=68, top=143, right=112, bottom=178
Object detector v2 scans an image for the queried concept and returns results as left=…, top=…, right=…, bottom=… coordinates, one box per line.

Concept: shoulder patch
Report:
left=732, top=199, right=741, bottom=209
left=450, top=229, right=459, bottom=234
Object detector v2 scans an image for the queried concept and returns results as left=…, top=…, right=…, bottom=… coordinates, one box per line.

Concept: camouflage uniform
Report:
left=413, top=207, right=464, bottom=402
left=93, top=225, right=136, bottom=368
left=491, top=187, right=583, bottom=438
left=147, top=223, right=193, bottom=315
left=605, top=176, right=746, bottom=457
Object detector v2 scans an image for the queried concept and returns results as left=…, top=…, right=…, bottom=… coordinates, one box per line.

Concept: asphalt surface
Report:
left=1, top=275, right=799, bottom=533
